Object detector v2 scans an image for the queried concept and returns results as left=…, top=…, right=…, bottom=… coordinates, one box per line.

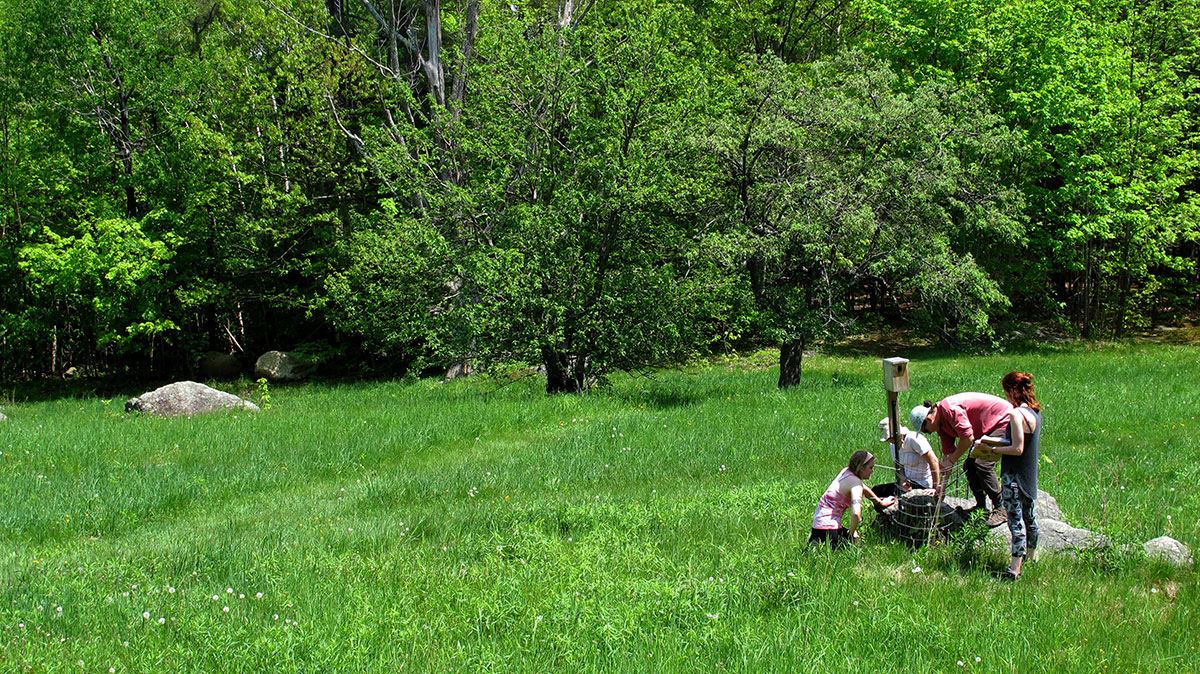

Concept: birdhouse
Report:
left=883, top=357, right=909, bottom=392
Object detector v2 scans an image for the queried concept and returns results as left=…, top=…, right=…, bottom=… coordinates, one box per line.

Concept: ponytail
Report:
left=1002, top=371, right=1041, bottom=412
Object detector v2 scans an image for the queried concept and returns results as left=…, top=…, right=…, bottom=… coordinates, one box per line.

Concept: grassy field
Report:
left=1, top=343, right=1197, bottom=672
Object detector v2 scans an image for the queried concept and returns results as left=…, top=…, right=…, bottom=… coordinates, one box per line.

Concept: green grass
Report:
left=1, top=343, right=1197, bottom=672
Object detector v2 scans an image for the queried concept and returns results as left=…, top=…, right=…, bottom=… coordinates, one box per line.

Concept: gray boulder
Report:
left=988, top=517, right=1109, bottom=554
left=125, top=381, right=259, bottom=417
left=254, top=351, right=315, bottom=381
left=940, top=491, right=1061, bottom=520
left=199, top=351, right=241, bottom=379
left=1144, top=536, right=1194, bottom=567
left=1034, top=490, right=1063, bottom=521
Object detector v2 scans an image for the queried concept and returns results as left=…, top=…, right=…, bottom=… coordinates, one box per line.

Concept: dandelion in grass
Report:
left=223, top=606, right=230, bottom=613
left=157, top=617, right=165, bottom=625
left=975, top=657, right=981, bottom=663
left=256, top=592, right=263, bottom=599
left=142, top=612, right=150, bottom=619
left=212, top=595, right=219, bottom=601
left=912, top=567, right=922, bottom=574
left=168, top=587, right=175, bottom=594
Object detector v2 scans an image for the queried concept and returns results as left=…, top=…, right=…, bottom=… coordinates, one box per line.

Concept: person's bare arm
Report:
left=992, top=409, right=1027, bottom=456
left=861, top=484, right=894, bottom=508
left=946, top=435, right=973, bottom=464
left=848, top=483, right=864, bottom=538
left=923, top=450, right=940, bottom=489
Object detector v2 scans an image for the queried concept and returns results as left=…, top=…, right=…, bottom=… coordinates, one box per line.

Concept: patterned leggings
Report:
left=1002, top=474, right=1038, bottom=558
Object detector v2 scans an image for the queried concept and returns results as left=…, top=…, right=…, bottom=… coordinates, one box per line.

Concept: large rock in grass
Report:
left=254, top=351, right=315, bottom=382
left=199, top=351, right=242, bottom=379
left=987, top=517, right=1109, bottom=554
left=876, top=487, right=1093, bottom=555
left=1033, top=490, right=1063, bottom=521
left=125, top=381, right=259, bottom=417
left=1144, top=536, right=1194, bottom=567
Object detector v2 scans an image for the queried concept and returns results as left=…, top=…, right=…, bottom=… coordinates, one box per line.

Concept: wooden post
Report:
left=883, top=357, right=910, bottom=489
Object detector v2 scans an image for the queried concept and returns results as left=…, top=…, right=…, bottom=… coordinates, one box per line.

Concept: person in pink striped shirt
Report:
left=910, top=392, right=1013, bottom=526
left=810, top=450, right=896, bottom=548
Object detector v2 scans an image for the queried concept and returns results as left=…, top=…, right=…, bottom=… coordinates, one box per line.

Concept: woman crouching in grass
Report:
left=974, top=372, right=1043, bottom=580
left=810, top=450, right=896, bottom=548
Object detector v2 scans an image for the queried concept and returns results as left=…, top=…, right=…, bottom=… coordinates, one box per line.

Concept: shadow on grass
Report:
left=1, top=376, right=153, bottom=406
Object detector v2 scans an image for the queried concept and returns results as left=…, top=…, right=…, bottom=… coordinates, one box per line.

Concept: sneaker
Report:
left=985, top=509, right=1008, bottom=528
left=998, top=568, right=1019, bottom=582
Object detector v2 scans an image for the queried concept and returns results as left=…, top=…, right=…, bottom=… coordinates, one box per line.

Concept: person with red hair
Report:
left=975, top=372, right=1043, bottom=581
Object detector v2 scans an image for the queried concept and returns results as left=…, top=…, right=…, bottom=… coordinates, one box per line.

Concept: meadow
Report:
left=0, top=343, right=1197, bottom=673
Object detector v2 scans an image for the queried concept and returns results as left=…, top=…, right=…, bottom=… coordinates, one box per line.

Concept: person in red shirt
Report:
left=910, top=393, right=1012, bottom=526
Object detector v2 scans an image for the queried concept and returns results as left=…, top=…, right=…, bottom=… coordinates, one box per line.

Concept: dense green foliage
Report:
left=0, top=346, right=1196, bottom=670
left=1, top=0, right=1197, bottom=385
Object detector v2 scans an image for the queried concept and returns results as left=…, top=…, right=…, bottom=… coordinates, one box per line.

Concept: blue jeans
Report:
left=1002, top=474, right=1038, bottom=558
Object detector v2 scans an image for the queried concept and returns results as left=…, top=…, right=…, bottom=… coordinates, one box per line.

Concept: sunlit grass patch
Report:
left=0, top=343, right=1197, bottom=671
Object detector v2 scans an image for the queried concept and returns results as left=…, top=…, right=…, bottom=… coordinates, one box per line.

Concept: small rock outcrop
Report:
left=254, top=351, right=315, bottom=382
left=1144, top=536, right=1194, bottom=567
left=875, top=488, right=1106, bottom=556
left=988, top=517, right=1110, bottom=554
left=125, top=381, right=259, bottom=417
left=1032, top=490, right=1063, bottom=521
left=199, top=351, right=242, bottom=379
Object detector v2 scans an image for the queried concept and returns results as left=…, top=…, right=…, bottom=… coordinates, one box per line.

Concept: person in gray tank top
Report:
left=974, top=372, right=1042, bottom=581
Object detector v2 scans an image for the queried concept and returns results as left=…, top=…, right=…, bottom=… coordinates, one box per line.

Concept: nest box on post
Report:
left=883, top=357, right=910, bottom=393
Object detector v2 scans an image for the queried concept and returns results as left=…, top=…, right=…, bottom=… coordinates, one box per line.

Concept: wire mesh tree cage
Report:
left=875, top=463, right=976, bottom=547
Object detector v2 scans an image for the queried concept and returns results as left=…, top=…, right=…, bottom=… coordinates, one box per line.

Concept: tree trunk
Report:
left=542, top=347, right=591, bottom=394
left=94, top=26, right=139, bottom=218
left=543, top=348, right=575, bottom=394
left=778, top=336, right=805, bottom=388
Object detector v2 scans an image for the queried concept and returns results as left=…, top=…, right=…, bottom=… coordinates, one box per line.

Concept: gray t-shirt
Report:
left=893, top=430, right=934, bottom=489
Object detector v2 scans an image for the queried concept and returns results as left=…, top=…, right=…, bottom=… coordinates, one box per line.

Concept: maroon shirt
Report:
left=935, top=392, right=1013, bottom=455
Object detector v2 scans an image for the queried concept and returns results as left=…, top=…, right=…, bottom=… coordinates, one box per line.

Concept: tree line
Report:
left=1, top=0, right=1196, bottom=390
